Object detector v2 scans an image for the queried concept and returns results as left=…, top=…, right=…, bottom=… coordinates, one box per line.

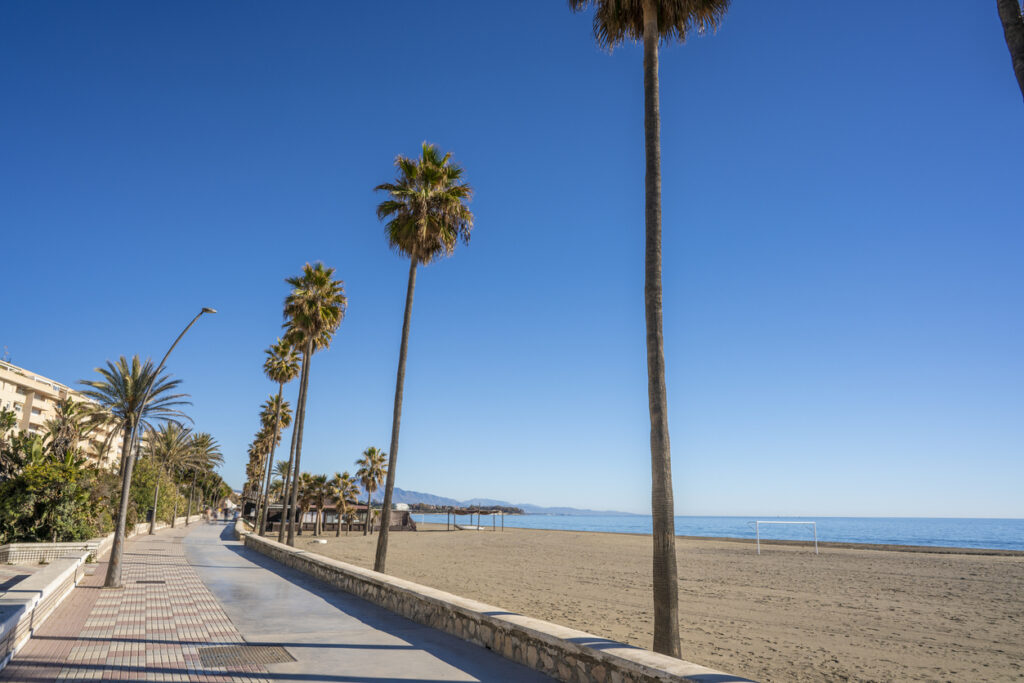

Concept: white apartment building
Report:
left=0, top=360, right=123, bottom=467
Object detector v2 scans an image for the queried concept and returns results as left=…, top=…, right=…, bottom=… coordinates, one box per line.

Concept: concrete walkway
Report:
left=183, top=520, right=549, bottom=682
left=2, top=520, right=548, bottom=682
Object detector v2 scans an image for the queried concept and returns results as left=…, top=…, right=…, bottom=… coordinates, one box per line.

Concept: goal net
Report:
left=751, top=521, right=818, bottom=555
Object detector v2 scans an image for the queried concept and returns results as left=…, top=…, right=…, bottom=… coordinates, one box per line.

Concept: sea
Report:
left=410, top=513, right=1024, bottom=551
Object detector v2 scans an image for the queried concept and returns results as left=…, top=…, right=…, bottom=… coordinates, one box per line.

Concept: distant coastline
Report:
left=409, top=512, right=1024, bottom=552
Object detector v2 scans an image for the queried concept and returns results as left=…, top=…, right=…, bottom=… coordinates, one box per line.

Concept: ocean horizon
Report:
left=411, top=513, right=1024, bottom=551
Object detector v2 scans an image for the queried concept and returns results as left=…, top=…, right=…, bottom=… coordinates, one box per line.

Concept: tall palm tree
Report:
left=355, top=447, right=387, bottom=536
left=245, top=437, right=268, bottom=515
left=145, top=422, right=192, bottom=534
left=260, top=339, right=300, bottom=536
left=273, top=460, right=290, bottom=496
left=281, top=263, right=347, bottom=546
left=295, top=471, right=315, bottom=536
left=263, top=459, right=286, bottom=527
left=569, top=0, right=729, bottom=658
left=251, top=425, right=281, bottom=516
left=80, top=355, right=190, bottom=589
left=999, top=0, right=1024, bottom=100
left=373, top=142, right=473, bottom=571
left=330, top=471, right=359, bottom=536
left=185, top=432, right=222, bottom=524
left=309, top=473, right=329, bottom=536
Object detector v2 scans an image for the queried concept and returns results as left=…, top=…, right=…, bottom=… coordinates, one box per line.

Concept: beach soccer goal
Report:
left=752, top=521, right=818, bottom=555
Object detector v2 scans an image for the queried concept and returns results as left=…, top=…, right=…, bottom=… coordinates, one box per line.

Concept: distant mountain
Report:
left=352, top=486, right=633, bottom=515
left=359, top=486, right=461, bottom=508
left=516, top=503, right=639, bottom=516
left=461, top=498, right=515, bottom=507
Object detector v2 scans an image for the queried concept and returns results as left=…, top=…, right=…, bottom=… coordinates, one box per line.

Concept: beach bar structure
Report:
left=262, top=503, right=416, bottom=534
left=443, top=508, right=505, bottom=531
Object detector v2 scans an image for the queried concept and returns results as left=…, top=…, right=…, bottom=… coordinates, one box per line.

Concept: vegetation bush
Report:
left=130, top=455, right=186, bottom=526
left=0, top=456, right=109, bottom=544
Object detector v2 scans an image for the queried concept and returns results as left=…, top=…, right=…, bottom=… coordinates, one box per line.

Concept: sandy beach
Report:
left=277, top=523, right=1024, bottom=682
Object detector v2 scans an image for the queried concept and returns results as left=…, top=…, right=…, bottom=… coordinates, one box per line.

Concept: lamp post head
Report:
left=202, top=307, right=217, bottom=314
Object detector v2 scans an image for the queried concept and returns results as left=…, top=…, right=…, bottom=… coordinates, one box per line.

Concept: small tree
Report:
left=355, top=447, right=386, bottom=536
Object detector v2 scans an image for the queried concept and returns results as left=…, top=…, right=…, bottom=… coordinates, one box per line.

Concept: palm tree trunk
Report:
left=172, top=493, right=179, bottom=528
left=103, top=422, right=135, bottom=588
left=186, top=471, right=196, bottom=525
left=277, top=382, right=304, bottom=544
left=998, top=0, right=1024, bottom=100
left=643, top=0, right=681, bottom=659
left=363, top=492, right=372, bottom=536
left=258, top=384, right=285, bottom=536
left=287, top=345, right=312, bottom=546
left=374, top=257, right=418, bottom=573
left=149, top=479, right=160, bottom=535
left=336, top=506, right=342, bottom=537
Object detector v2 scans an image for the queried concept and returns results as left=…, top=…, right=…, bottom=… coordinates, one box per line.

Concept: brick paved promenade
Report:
left=0, top=522, right=269, bottom=682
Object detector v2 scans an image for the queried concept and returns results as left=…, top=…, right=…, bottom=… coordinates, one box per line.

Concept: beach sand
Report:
left=281, top=524, right=1024, bottom=681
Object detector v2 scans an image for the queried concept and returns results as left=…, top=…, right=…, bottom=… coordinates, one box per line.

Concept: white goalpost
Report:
left=753, top=521, right=818, bottom=555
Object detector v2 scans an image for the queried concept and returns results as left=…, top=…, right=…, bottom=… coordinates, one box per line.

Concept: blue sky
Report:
left=2, top=2, right=1021, bottom=517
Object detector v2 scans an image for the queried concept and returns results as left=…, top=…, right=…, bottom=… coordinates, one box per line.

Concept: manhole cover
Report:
left=198, top=645, right=295, bottom=668
left=136, top=580, right=166, bottom=584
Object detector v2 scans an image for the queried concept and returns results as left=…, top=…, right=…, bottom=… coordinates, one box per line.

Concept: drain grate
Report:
left=136, top=580, right=166, bottom=584
left=198, top=645, right=295, bottom=668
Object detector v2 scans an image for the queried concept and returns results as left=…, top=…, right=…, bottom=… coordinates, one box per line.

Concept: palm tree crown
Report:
left=283, top=263, right=347, bottom=348
left=189, top=432, right=223, bottom=473
left=260, top=395, right=292, bottom=432
left=264, top=338, right=301, bottom=385
left=375, top=142, right=474, bottom=265
left=356, top=447, right=386, bottom=498
left=79, top=356, right=190, bottom=438
left=568, top=0, right=728, bottom=48
left=148, top=422, right=194, bottom=467
left=274, top=459, right=291, bottom=483
left=42, top=397, right=100, bottom=460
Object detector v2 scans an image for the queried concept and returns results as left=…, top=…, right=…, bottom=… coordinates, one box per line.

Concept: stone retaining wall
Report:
left=237, top=520, right=751, bottom=683
left=0, top=542, right=96, bottom=565
left=0, top=551, right=88, bottom=671
left=0, top=515, right=200, bottom=565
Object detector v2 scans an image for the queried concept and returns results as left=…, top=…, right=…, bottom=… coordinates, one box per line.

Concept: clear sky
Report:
left=2, top=2, right=1021, bottom=517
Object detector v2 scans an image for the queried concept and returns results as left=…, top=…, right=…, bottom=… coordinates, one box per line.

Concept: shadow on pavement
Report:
left=191, top=523, right=551, bottom=682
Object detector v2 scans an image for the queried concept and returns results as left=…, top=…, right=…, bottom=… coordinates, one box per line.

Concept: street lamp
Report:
left=104, top=307, right=216, bottom=588
left=144, top=307, right=216, bottom=534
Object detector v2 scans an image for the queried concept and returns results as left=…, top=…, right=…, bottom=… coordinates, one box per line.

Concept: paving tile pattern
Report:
left=1, top=525, right=269, bottom=682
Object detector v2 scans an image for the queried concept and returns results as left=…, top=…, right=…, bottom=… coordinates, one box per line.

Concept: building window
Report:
left=31, top=407, right=42, bottom=415
left=14, top=403, right=23, bottom=412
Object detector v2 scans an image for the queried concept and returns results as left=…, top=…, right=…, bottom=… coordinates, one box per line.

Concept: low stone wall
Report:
left=0, top=542, right=97, bottom=565
left=0, top=515, right=200, bottom=565
left=237, top=521, right=751, bottom=683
